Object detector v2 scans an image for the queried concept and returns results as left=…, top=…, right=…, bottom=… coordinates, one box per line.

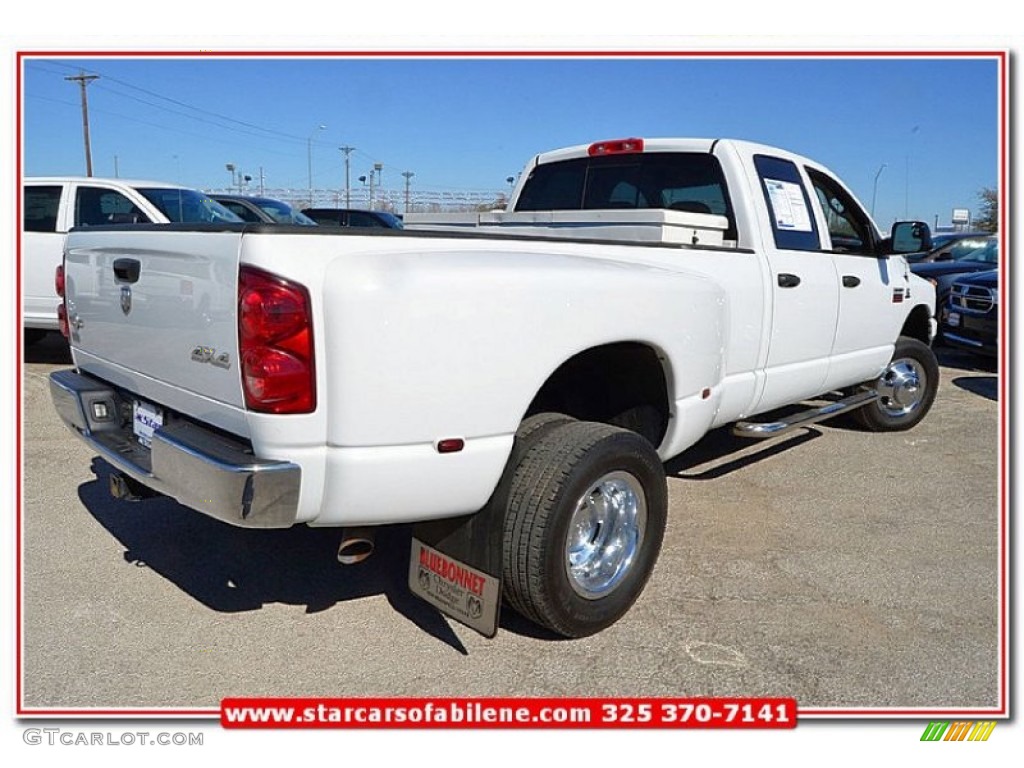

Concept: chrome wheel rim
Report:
left=565, top=471, right=646, bottom=600
left=876, top=357, right=927, bottom=418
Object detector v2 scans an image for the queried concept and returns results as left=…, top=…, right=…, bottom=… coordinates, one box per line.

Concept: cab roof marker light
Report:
left=588, top=138, right=645, bottom=157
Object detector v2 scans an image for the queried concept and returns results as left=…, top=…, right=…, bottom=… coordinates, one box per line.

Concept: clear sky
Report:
left=21, top=54, right=999, bottom=228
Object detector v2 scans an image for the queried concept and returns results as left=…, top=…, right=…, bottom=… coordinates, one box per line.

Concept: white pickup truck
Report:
left=48, top=137, right=938, bottom=639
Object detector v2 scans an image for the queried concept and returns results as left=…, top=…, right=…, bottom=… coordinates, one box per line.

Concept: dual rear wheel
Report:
left=501, top=416, right=667, bottom=638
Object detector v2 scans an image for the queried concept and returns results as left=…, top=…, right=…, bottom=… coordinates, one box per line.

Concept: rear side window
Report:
left=24, top=185, right=62, bottom=232
left=75, top=186, right=150, bottom=226
left=753, top=155, right=820, bottom=252
left=515, top=152, right=737, bottom=240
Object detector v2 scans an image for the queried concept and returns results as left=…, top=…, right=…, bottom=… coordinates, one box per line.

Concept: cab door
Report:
left=748, top=154, right=840, bottom=414
left=803, top=167, right=904, bottom=389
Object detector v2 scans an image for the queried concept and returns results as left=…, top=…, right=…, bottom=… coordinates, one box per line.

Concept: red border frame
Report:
left=14, top=48, right=1009, bottom=720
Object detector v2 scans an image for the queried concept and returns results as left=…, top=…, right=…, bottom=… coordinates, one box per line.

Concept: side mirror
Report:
left=888, top=220, right=933, bottom=254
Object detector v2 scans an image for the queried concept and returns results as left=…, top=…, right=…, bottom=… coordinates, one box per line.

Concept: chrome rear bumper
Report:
left=49, top=369, right=300, bottom=528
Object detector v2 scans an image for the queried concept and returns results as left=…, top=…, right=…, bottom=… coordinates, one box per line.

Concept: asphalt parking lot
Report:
left=20, top=332, right=1001, bottom=711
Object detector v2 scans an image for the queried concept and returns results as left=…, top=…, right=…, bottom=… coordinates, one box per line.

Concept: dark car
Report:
left=939, top=270, right=998, bottom=357
left=909, top=235, right=998, bottom=312
left=903, top=231, right=990, bottom=264
left=212, top=195, right=318, bottom=225
left=302, top=208, right=404, bottom=229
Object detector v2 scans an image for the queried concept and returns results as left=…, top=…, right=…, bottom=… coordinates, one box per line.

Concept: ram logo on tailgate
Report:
left=191, top=345, right=232, bottom=369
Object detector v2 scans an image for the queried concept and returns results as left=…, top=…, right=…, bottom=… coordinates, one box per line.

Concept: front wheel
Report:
left=502, top=420, right=667, bottom=638
left=854, top=336, right=939, bottom=431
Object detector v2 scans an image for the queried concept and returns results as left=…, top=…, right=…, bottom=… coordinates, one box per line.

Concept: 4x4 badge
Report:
left=191, top=345, right=232, bottom=370
left=120, top=286, right=132, bottom=315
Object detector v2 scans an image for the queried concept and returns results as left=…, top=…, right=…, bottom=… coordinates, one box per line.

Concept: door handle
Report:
left=112, top=258, right=141, bottom=283
left=842, top=275, right=861, bottom=288
left=777, top=273, right=801, bottom=288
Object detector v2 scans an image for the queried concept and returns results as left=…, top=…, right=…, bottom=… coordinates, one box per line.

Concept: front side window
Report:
left=24, top=185, right=62, bottom=232
left=75, top=186, right=151, bottom=227
left=805, top=167, right=877, bottom=255
left=136, top=188, right=242, bottom=224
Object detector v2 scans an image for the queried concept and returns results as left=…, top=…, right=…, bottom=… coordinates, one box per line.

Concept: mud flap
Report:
left=410, top=503, right=503, bottom=638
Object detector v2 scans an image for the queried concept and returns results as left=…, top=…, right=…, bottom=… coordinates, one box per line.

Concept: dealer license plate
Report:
left=132, top=400, right=164, bottom=448
left=947, top=311, right=961, bottom=328
left=409, top=538, right=501, bottom=637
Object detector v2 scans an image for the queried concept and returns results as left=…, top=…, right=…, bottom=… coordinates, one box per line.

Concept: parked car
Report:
left=939, top=269, right=998, bottom=357
left=903, top=231, right=990, bottom=264
left=301, top=208, right=404, bottom=229
left=211, top=195, right=318, bottom=226
left=909, top=235, right=998, bottom=313
left=22, top=177, right=241, bottom=344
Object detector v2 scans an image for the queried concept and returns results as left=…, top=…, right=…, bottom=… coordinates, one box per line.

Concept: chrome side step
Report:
left=733, top=389, right=879, bottom=439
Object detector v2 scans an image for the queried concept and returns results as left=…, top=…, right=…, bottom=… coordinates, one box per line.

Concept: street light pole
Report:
left=870, top=163, right=886, bottom=219
left=340, top=145, right=356, bottom=208
left=402, top=171, right=415, bottom=213
left=369, top=163, right=383, bottom=210
left=307, top=124, right=326, bottom=207
left=905, top=125, right=919, bottom=219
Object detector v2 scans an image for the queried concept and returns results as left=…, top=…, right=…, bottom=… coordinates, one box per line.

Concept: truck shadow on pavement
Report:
left=666, top=421, right=822, bottom=481
left=79, top=460, right=473, bottom=653
left=23, top=331, right=72, bottom=365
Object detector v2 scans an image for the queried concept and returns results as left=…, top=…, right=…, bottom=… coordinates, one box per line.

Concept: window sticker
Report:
left=764, top=178, right=813, bottom=232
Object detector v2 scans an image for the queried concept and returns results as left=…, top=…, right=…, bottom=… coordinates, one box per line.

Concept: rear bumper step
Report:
left=49, top=369, right=301, bottom=528
left=733, top=389, right=879, bottom=439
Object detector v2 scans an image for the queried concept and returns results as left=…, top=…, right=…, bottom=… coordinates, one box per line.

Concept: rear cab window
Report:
left=515, top=152, right=738, bottom=241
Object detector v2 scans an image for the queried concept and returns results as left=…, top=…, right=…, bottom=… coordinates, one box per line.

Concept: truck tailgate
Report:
left=64, top=229, right=244, bottom=409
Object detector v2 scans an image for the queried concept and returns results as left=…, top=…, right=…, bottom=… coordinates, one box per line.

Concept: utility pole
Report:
left=259, top=167, right=266, bottom=196
left=340, top=146, right=356, bottom=207
left=65, top=72, right=99, bottom=177
left=368, top=167, right=376, bottom=210
left=307, top=124, right=326, bottom=207
left=402, top=171, right=415, bottom=213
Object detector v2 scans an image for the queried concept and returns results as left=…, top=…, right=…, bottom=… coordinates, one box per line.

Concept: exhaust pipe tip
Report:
left=337, top=528, right=375, bottom=565
left=109, top=471, right=155, bottom=502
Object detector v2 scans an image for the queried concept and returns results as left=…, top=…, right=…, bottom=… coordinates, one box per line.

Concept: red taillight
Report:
left=238, top=266, right=315, bottom=414
left=57, top=304, right=69, bottom=338
left=56, top=264, right=69, bottom=338
left=588, top=138, right=645, bottom=156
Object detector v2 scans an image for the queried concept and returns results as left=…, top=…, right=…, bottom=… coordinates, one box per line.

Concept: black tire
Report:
left=502, top=420, right=667, bottom=638
left=854, top=336, right=939, bottom=432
